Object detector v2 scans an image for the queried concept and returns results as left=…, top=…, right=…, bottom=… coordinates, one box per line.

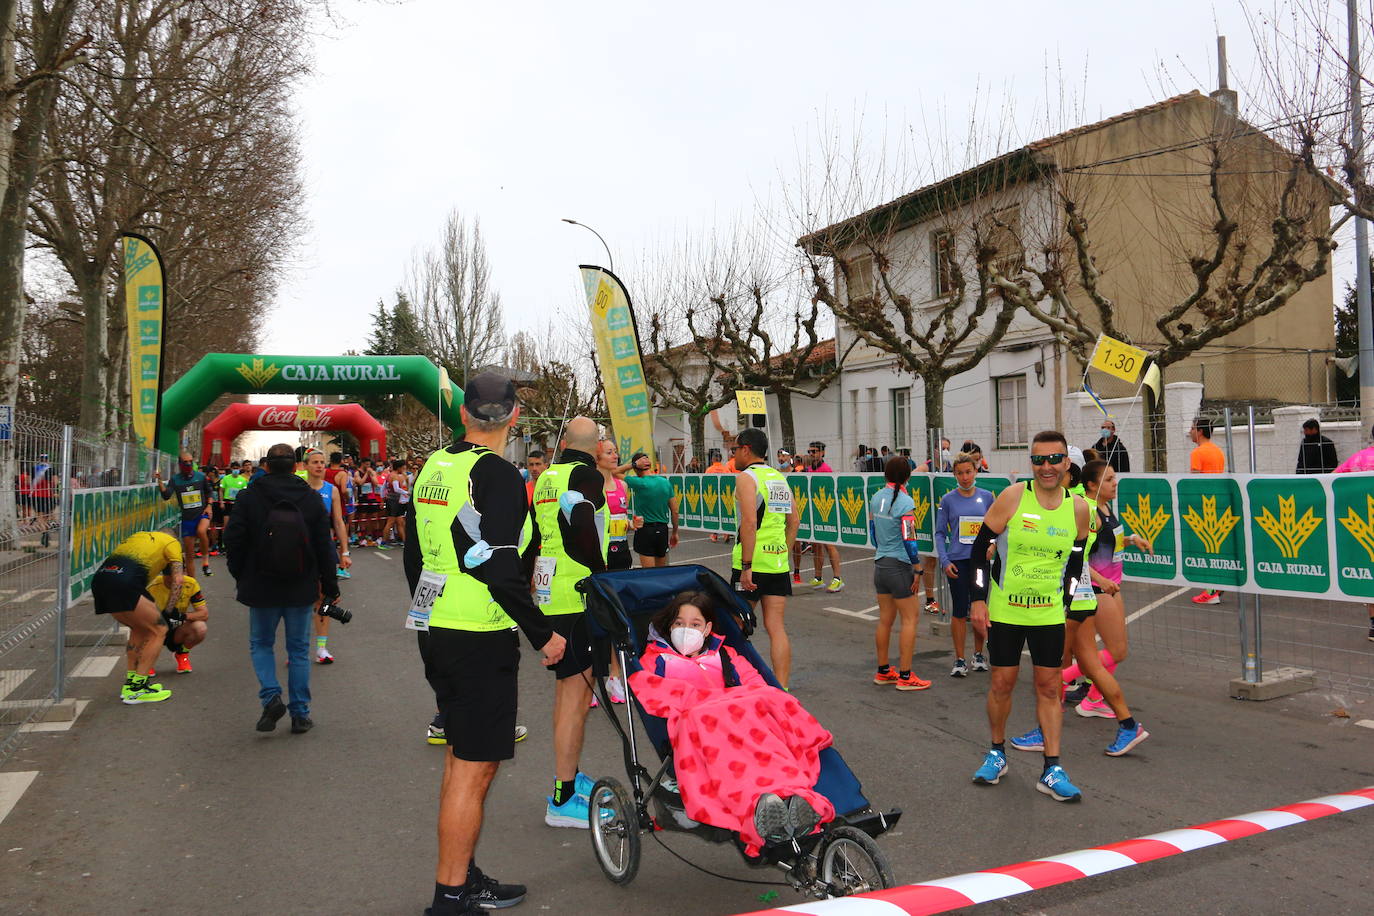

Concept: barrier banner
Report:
left=700, top=475, right=721, bottom=532
left=122, top=234, right=165, bottom=451
left=669, top=470, right=1374, bottom=603
left=580, top=266, right=655, bottom=467
left=68, top=484, right=178, bottom=605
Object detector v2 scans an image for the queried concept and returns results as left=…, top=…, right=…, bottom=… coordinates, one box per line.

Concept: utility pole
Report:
left=1351, top=0, right=1374, bottom=427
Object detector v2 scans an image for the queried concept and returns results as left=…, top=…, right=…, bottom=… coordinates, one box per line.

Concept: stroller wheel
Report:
left=817, top=826, right=894, bottom=896
left=589, top=777, right=641, bottom=886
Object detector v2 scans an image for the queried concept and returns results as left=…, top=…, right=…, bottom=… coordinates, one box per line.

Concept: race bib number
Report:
left=361, top=483, right=375, bottom=496
left=405, top=569, right=447, bottom=631
left=764, top=480, right=793, bottom=514
left=608, top=514, right=629, bottom=542
left=533, top=556, right=557, bottom=605
left=957, top=516, right=982, bottom=545
left=179, top=490, right=202, bottom=509
left=1072, top=576, right=1096, bottom=605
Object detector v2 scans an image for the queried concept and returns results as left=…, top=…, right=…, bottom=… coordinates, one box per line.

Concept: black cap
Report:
left=463, top=371, right=517, bottom=421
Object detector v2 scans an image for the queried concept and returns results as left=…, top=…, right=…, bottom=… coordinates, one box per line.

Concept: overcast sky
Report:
left=264, top=0, right=1356, bottom=359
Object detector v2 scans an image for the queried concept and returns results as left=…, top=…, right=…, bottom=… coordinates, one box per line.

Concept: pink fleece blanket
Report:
left=628, top=669, right=835, bottom=853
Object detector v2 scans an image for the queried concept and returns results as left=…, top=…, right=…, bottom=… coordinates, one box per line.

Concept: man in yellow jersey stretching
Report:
left=968, top=430, right=1091, bottom=802
left=90, top=530, right=184, bottom=704
left=146, top=570, right=210, bottom=674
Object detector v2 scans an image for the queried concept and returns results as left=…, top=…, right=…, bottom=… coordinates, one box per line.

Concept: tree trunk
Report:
left=922, top=374, right=948, bottom=444
left=775, top=388, right=796, bottom=455
left=76, top=263, right=110, bottom=433
left=688, top=410, right=708, bottom=468
left=1143, top=371, right=1167, bottom=473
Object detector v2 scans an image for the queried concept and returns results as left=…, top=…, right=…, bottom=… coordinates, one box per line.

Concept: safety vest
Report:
left=414, top=446, right=531, bottom=632
left=989, top=484, right=1078, bottom=626
left=531, top=461, right=607, bottom=616
left=731, top=464, right=791, bottom=574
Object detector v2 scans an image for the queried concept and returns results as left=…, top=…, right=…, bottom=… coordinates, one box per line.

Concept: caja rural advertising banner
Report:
left=580, top=266, right=655, bottom=468
left=68, top=485, right=179, bottom=606
left=122, top=234, right=165, bottom=451
left=673, top=471, right=1374, bottom=603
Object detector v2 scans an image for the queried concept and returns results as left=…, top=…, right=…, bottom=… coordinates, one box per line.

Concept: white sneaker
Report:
left=606, top=677, right=626, bottom=704
left=971, top=653, right=989, bottom=672
left=316, top=647, right=335, bottom=664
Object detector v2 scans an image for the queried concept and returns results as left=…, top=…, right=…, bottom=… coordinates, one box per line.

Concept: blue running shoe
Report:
left=971, top=749, right=1008, bottom=785
left=574, top=772, right=596, bottom=799
left=336, top=567, right=352, bottom=579
left=1105, top=722, right=1150, bottom=757
left=544, top=793, right=612, bottom=828
left=1009, top=726, right=1044, bottom=752
left=1036, top=765, right=1082, bottom=802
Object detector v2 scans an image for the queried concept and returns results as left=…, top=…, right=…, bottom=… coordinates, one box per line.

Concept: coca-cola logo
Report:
left=255, top=405, right=337, bottom=429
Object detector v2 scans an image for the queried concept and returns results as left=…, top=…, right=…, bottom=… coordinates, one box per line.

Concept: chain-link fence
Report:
left=0, top=411, right=173, bottom=763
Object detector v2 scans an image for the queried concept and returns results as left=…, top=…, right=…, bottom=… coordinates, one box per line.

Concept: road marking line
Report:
left=1125, top=586, right=1189, bottom=625
left=0, top=669, right=36, bottom=702
left=19, top=699, right=89, bottom=733
left=374, top=552, right=392, bottom=561
left=0, top=771, right=38, bottom=826
left=14, top=589, right=55, bottom=602
left=825, top=605, right=879, bottom=621
left=1355, top=720, right=1374, bottom=730
left=70, top=655, right=120, bottom=678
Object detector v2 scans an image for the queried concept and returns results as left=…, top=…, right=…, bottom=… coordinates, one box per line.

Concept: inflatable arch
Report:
left=160, top=354, right=458, bottom=453
left=200, top=403, right=388, bottom=465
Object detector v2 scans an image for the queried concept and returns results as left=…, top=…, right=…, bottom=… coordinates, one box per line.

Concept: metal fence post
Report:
left=54, top=425, right=74, bottom=701
left=1223, top=407, right=1235, bottom=472
left=1242, top=407, right=1261, bottom=684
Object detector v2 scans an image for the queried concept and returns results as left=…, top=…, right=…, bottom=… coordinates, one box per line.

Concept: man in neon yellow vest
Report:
left=730, top=427, right=801, bottom=688
left=403, top=372, right=567, bottom=915
left=967, top=430, right=1091, bottom=803
left=528, top=415, right=609, bottom=829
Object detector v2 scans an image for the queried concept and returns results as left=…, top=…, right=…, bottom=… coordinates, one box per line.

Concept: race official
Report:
left=404, top=372, right=566, bottom=916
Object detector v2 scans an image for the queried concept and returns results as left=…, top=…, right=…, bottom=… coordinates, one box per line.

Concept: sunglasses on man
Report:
left=1029, top=453, right=1068, bottom=466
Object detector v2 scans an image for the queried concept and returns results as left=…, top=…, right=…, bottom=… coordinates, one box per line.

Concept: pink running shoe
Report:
left=1075, top=698, right=1117, bottom=719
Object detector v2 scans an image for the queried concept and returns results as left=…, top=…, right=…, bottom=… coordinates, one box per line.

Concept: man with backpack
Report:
left=223, top=442, right=340, bottom=735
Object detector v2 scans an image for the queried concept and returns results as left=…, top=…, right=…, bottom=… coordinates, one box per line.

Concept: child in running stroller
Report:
left=629, top=591, right=836, bottom=854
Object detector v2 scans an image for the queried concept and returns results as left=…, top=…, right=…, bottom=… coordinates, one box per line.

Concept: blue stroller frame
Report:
left=578, top=564, right=901, bottom=898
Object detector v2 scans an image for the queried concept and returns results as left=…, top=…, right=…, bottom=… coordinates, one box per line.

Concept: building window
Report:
left=996, top=374, right=1028, bottom=447
left=847, top=254, right=874, bottom=301
left=891, top=388, right=909, bottom=449
left=931, top=231, right=954, bottom=297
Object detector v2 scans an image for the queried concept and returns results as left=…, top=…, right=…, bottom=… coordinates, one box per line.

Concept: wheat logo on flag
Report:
left=1183, top=495, right=1240, bottom=554
left=792, top=485, right=808, bottom=517
left=909, top=489, right=931, bottom=529
left=1339, top=495, right=1374, bottom=562
left=721, top=487, right=735, bottom=517
left=1255, top=495, right=1322, bottom=559
left=812, top=488, right=835, bottom=522
left=839, top=487, right=865, bottom=525
left=1120, top=494, right=1170, bottom=546
left=685, top=484, right=700, bottom=512
left=236, top=358, right=280, bottom=388
left=703, top=488, right=718, bottom=513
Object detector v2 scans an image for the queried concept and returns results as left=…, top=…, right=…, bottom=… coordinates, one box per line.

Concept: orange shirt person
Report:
left=1189, top=417, right=1227, bottom=605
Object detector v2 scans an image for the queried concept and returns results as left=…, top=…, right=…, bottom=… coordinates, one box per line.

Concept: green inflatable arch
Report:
left=159, top=353, right=461, bottom=453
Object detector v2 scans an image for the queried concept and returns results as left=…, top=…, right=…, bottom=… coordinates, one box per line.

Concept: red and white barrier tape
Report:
left=741, top=786, right=1374, bottom=915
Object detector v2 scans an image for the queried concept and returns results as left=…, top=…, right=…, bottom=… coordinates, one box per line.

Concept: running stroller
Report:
left=577, top=564, right=901, bottom=899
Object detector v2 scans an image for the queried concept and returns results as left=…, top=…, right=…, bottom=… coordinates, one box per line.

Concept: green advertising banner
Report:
left=906, top=473, right=934, bottom=552
left=668, top=475, right=683, bottom=525
left=1333, top=475, right=1374, bottom=599
left=809, top=475, right=839, bottom=543
left=681, top=474, right=702, bottom=528
left=1117, top=476, right=1178, bottom=581
left=700, top=475, right=721, bottom=532
left=1177, top=477, right=1247, bottom=588
left=719, top=477, right=737, bottom=532
left=69, top=485, right=179, bottom=606
left=788, top=474, right=812, bottom=541
left=836, top=475, right=869, bottom=545
left=1248, top=477, right=1329, bottom=594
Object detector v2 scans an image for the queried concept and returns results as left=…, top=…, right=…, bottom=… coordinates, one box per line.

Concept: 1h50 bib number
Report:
left=405, top=570, right=447, bottom=631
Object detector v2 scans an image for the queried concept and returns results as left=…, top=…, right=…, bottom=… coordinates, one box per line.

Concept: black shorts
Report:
left=607, top=541, right=633, bottom=570
left=1066, top=605, right=1097, bottom=623
left=384, top=496, right=402, bottom=517
left=987, top=621, right=1065, bottom=668
left=729, top=568, right=793, bottom=603
left=948, top=559, right=973, bottom=619
left=91, top=561, right=153, bottom=615
left=546, top=613, right=595, bottom=680
left=873, top=557, right=915, bottom=599
left=419, top=627, right=521, bottom=761
left=633, top=522, right=669, bottom=558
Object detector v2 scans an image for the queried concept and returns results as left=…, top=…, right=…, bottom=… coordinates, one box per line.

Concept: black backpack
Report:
left=259, top=497, right=315, bottom=579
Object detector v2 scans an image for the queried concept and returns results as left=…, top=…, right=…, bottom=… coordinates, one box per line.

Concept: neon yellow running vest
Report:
left=532, top=461, right=608, bottom=617
left=989, top=484, right=1078, bottom=626
left=1068, top=496, right=1100, bottom=612
left=731, top=464, right=791, bottom=574
left=413, top=446, right=532, bottom=632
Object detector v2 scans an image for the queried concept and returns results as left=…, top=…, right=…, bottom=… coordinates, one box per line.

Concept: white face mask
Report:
left=670, top=626, right=706, bottom=656
left=940, top=449, right=951, bottom=462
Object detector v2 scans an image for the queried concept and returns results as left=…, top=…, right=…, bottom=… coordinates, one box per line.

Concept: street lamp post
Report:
left=561, top=218, right=614, bottom=273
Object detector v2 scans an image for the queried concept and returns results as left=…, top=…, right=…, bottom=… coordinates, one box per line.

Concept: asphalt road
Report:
left=2, top=534, right=1373, bottom=915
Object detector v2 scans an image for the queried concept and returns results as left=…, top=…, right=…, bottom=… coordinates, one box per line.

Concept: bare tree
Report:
left=407, top=209, right=506, bottom=386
